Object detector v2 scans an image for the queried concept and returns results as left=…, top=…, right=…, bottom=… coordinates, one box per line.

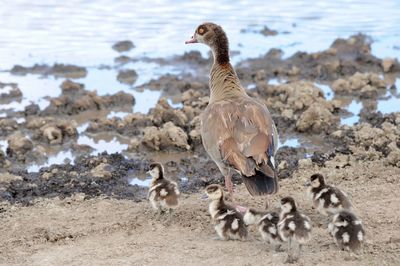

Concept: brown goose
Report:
left=185, top=22, right=279, bottom=199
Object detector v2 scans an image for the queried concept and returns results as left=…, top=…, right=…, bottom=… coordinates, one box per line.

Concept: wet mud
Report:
left=0, top=34, right=399, bottom=205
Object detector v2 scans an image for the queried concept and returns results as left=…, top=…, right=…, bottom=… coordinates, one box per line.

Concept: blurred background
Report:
left=1, top=0, right=400, bottom=68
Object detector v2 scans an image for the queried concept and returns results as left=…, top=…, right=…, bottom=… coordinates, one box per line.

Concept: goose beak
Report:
left=185, top=36, right=198, bottom=44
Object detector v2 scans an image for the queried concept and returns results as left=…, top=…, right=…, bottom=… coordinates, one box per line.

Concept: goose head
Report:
left=185, top=22, right=229, bottom=64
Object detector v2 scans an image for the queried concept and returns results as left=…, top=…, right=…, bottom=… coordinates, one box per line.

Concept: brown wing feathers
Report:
left=218, top=109, right=278, bottom=196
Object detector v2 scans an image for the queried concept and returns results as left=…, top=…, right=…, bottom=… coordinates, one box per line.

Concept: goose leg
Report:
left=224, top=174, right=234, bottom=198
left=224, top=175, right=247, bottom=213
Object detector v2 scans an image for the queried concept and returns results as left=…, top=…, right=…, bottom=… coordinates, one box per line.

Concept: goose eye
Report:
left=198, top=27, right=205, bottom=35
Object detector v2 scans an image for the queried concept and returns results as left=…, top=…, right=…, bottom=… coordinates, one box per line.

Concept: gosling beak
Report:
left=185, top=36, right=198, bottom=44
left=304, top=181, right=311, bottom=187
left=200, top=193, right=208, bottom=200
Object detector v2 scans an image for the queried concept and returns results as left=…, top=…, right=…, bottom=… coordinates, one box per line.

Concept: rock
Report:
left=52, top=64, right=87, bottom=78
left=42, top=126, right=63, bottom=145
left=10, top=64, right=87, bottom=78
left=331, top=72, right=386, bottom=94
left=127, top=137, right=140, bottom=151
left=41, top=172, right=52, bottom=180
left=7, top=132, right=33, bottom=157
left=0, top=173, right=23, bottom=183
left=298, top=158, right=313, bottom=169
left=43, top=89, right=134, bottom=116
left=112, top=40, right=135, bottom=52
left=386, top=149, right=400, bottom=167
left=381, top=58, right=395, bottom=72
left=90, top=163, right=113, bottom=179
left=278, top=160, right=288, bottom=171
left=24, top=104, right=40, bottom=116
left=114, top=55, right=131, bottom=64
left=142, top=122, right=190, bottom=151
left=325, top=155, right=351, bottom=168
left=61, top=79, right=84, bottom=94
left=296, top=103, right=338, bottom=133
left=0, top=119, right=18, bottom=136
left=150, top=98, right=188, bottom=127
left=117, top=69, right=138, bottom=85
left=0, top=84, right=22, bottom=99
left=260, top=26, right=278, bottom=36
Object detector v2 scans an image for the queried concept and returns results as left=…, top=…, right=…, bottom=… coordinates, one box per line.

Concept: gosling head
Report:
left=205, top=184, right=224, bottom=200
left=147, top=162, right=164, bottom=180
left=333, top=211, right=357, bottom=227
left=280, top=196, right=297, bottom=214
left=308, top=173, right=325, bottom=188
left=185, top=22, right=229, bottom=64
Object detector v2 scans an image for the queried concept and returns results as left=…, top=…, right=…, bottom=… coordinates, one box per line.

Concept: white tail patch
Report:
left=330, top=194, right=339, bottom=204
left=231, top=219, right=239, bottom=230
left=268, top=226, right=277, bottom=235
left=288, top=221, right=296, bottom=231
left=304, top=220, right=311, bottom=230
left=357, top=231, right=364, bottom=241
left=160, top=188, right=168, bottom=197
left=342, top=232, right=350, bottom=243
left=243, top=212, right=256, bottom=225
left=328, top=222, right=334, bottom=233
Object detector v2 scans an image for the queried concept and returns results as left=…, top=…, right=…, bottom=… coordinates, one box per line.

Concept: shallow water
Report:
left=1, top=0, right=399, bottom=115
left=1, top=0, right=400, bottom=69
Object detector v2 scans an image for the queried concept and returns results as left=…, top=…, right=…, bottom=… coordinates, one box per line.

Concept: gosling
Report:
left=278, top=197, right=312, bottom=263
left=328, top=210, right=365, bottom=252
left=205, top=184, right=248, bottom=241
left=147, top=162, right=180, bottom=215
left=306, top=173, right=352, bottom=216
left=244, top=208, right=283, bottom=251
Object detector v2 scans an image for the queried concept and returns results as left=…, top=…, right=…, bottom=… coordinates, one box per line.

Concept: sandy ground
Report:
left=1, top=158, right=399, bottom=266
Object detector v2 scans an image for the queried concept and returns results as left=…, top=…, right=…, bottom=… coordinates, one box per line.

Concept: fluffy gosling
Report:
left=147, top=162, right=180, bottom=216
left=278, top=197, right=312, bottom=263
left=328, top=210, right=365, bottom=252
left=306, top=173, right=352, bottom=216
left=243, top=208, right=283, bottom=251
left=205, top=184, right=248, bottom=241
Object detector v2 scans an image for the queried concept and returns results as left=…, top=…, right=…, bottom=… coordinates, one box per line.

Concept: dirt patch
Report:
left=0, top=156, right=399, bottom=265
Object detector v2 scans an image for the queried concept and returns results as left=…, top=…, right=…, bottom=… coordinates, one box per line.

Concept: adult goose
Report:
left=185, top=22, right=279, bottom=200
